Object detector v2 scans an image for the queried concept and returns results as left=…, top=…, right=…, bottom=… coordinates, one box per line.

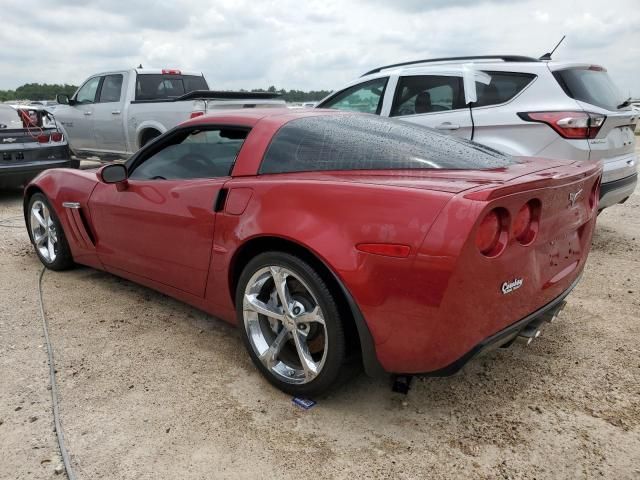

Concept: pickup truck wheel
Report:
left=140, top=129, right=161, bottom=147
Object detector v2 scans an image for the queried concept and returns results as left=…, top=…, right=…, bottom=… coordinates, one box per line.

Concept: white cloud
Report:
left=0, top=0, right=638, bottom=96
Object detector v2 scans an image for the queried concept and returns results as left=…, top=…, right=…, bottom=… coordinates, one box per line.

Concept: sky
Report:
left=1, top=0, right=638, bottom=96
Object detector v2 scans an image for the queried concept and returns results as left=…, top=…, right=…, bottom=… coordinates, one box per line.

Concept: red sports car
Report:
left=24, top=109, right=601, bottom=395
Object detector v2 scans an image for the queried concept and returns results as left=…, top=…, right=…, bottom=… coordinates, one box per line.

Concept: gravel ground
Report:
left=0, top=162, right=638, bottom=479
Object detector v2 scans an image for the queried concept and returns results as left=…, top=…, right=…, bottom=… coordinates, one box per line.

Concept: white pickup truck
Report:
left=54, top=68, right=285, bottom=160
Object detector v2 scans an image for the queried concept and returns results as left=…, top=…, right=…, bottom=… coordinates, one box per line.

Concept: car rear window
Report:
left=259, top=114, right=516, bottom=174
left=135, top=74, right=208, bottom=101
left=553, top=67, right=622, bottom=111
left=474, top=71, right=536, bottom=107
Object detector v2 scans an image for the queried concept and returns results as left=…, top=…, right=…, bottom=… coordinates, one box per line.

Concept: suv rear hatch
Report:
left=552, top=65, right=638, bottom=183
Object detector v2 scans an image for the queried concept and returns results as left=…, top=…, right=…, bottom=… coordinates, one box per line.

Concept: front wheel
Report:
left=236, top=252, right=347, bottom=396
left=27, top=193, right=74, bottom=270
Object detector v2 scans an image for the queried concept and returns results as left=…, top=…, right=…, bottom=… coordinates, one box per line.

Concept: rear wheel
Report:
left=27, top=193, right=74, bottom=270
left=236, top=252, right=347, bottom=396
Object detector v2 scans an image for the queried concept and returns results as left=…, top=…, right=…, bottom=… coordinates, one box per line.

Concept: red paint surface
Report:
left=26, top=109, right=602, bottom=374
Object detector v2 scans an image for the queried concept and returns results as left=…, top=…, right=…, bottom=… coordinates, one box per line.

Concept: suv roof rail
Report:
left=361, top=55, right=541, bottom=77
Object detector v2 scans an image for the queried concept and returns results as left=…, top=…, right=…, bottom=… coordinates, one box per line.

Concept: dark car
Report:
left=0, top=104, right=77, bottom=189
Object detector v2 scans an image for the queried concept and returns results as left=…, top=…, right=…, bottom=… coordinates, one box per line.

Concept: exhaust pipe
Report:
left=517, top=301, right=568, bottom=345
left=517, top=324, right=542, bottom=345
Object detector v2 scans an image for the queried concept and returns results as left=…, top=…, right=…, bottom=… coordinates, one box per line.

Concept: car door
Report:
left=57, top=76, right=102, bottom=151
left=89, top=125, right=249, bottom=297
left=92, top=73, right=128, bottom=154
left=388, top=74, right=473, bottom=139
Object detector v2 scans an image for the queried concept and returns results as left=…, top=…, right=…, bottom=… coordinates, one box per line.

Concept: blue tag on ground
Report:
left=292, top=397, right=316, bottom=410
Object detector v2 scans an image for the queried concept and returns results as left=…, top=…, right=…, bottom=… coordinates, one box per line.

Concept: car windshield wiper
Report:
left=617, top=97, right=632, bottom=109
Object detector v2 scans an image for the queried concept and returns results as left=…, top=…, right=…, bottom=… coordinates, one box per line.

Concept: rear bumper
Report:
left=0, top=158, right=79, bottom=187
left=599, top=173, right=637, bottom=209
left=416, top=274, right=582, bottom=377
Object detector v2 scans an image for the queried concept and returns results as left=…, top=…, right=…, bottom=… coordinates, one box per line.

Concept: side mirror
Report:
left=56, top=94, right=70, bottom=105
left=100, top=164, right=128, bottom=185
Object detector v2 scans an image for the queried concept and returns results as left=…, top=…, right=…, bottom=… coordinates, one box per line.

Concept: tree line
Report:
left=0, top=83, right=77, bottom=102
left=0, top=83, right=332, bottom=103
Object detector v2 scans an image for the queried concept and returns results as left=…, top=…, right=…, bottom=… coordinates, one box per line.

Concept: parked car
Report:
left=0, top=104, right=75, bottom=189
left=318, top=55, right=637, bottom=210
left=24, top=109, right=601, bottom=395
left=53, top=68, right=286, bottom=160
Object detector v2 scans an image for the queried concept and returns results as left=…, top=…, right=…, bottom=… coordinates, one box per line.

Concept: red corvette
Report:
left=24, top=109, right=601, bottom=395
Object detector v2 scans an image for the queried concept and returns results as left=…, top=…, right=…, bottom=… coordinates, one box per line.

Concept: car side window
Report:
left=318, top=77, right=388, bottom=115
left=129, top=128, right=249, bottom=181
left=390, top=75, right=464, bottom=117
left=75, top=77, right=101, bottom=104
left=474, top=72, right=535, bottom=107
left=98, top=74, right=124, bottom=103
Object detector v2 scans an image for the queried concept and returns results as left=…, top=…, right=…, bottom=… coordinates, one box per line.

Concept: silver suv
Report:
left=318, top=55, right=638, bottom=210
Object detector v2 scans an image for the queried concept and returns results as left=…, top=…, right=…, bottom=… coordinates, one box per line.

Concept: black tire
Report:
left=27, top=193, right=74, bottom=271
left=236, top=251, right=347, bottom=397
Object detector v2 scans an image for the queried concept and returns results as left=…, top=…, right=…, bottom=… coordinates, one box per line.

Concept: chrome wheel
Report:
left=243, top=266, right=328, bottom=385
left=30, top=200, right=58, bottom=263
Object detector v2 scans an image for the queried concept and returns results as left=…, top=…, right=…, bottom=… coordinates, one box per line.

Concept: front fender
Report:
left=25, top=169, right=102, bottom=268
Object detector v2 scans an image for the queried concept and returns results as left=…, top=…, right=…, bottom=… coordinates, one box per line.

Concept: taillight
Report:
left=190, top=111, right=204, bottom=119
left=476, top=208, right=509, bottom=257
left=512, top=200, right=540, bottom=245
left=162, top=68, right=182, bottom=75
left=50, top=132, right=63, bottom=142
left=37, top=134, right=50, bottom=143
left=518, top=111, right=605, bottom=139
left=356, top=243, right=411, bottom=258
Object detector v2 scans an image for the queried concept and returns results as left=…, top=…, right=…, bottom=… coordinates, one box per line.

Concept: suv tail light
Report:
left=162, top=69, right=181, bottom=75
left=50, top=132, right=63, bottom=142
left=476, top=208, right=509, bottom=257
left=518, top=111, right=605, bottom=139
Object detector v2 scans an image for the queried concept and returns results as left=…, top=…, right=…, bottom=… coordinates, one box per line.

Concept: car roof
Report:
left=360, top=58, right=605, bottom=79
left=182, top=108, right=351, bottom=129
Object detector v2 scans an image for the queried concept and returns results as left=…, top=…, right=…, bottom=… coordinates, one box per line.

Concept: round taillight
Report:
left=513, top=200, right=540, bottom=245
left=51, top=132, right=63, bottom=142
left=476, top=209, right=507, bottom=256
left=513, top=203, right=532, bottom=239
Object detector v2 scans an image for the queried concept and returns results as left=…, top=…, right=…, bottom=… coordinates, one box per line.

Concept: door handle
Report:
left=83, top=111, right=92, bottom=116
left=111, top=110, right=121, bottom=115
left=435, top=122, right=459, bottom=130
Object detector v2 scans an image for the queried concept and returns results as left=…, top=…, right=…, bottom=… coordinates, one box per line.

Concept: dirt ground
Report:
left=1, top=165, right=639, bottom=480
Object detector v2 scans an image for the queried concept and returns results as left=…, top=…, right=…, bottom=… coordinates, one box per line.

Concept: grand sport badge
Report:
left=501, top=278, right=523, bottom=295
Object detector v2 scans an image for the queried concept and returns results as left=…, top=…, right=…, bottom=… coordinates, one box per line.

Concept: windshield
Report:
left=553, top=67, right=624, bottom=111
left=260, top=114, right=517, bottom=174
